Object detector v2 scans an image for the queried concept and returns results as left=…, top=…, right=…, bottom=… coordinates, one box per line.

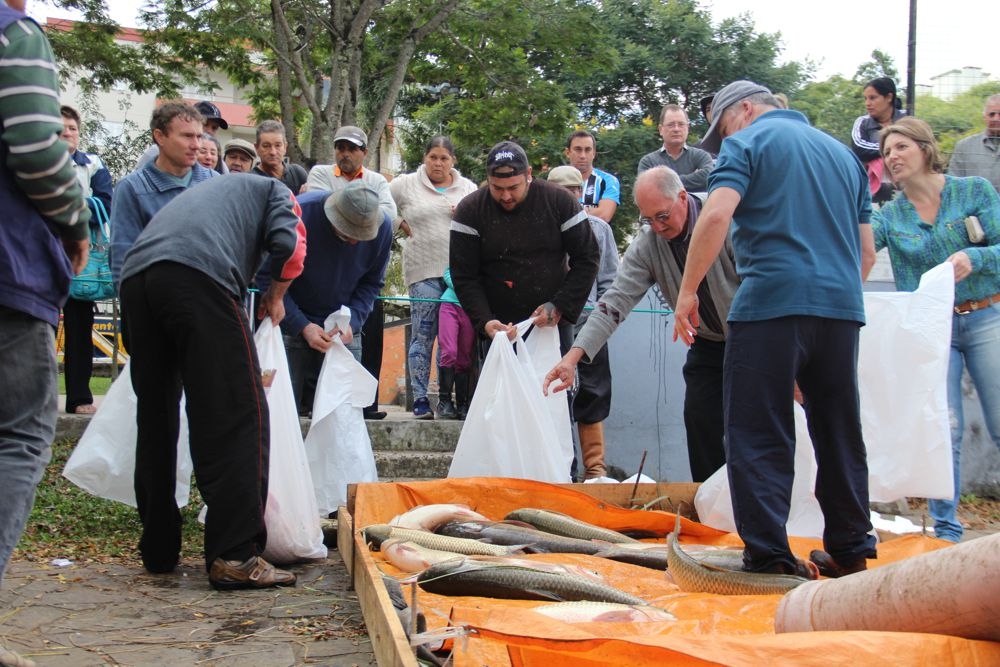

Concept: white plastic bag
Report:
left=694, top=263, right=955, bottom=537
left=449, top=320, right=572, bottom=483
left=255, top=319, right=327, bottom=563
left=304, top=309, right=379, bottom=515
left=695, top=404, right=824, bottom=537
left=63, top=361, right=193, bottom=508
left=860, top=261, right=954, bottom=501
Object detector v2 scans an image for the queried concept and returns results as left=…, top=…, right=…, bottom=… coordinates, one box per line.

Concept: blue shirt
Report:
left=873, top=175, right=1000, bottom=303
left=709, top=109, right=871, bottom=324
left=580, top=167, right=621, bottom=208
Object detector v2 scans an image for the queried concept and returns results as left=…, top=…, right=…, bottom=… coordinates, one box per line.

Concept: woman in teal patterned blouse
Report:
left=872, top=117, right=1000, bottom=542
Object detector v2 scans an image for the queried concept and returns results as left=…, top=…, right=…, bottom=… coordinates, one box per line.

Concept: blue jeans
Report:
left=0, top=308, right=56, bottom=581
left=407, top=278, right=444, bottom=401
left=929, top=303, right=1000, bottom=541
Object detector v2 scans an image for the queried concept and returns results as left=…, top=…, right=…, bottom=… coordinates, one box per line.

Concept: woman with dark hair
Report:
left=852, top=77, right=906, bottom=204
left=389, top=136, right=477, bottom=419
left=198, top=133, right=223, bottom=173
left=872, top=117, right=1000, bottom=542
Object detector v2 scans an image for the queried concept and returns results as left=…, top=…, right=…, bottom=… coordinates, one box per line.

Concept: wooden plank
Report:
left=336, top=504, right=354, bottom=577
left=556, top=482, right=701, bottom=517
left=352, top=530, right=419, bottom=667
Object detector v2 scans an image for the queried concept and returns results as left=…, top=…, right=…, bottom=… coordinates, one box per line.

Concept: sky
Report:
left=35, top=0, right=998, bottom=86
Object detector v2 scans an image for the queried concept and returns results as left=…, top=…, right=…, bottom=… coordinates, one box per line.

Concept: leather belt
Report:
left=954, top=293, right=1000, bottom=315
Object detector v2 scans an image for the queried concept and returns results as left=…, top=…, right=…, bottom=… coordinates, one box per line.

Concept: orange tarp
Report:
left=352, top=478, right=1000, bottom=666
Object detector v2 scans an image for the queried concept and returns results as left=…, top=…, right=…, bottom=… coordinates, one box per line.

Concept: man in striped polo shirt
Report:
left=0, top=1, right=91, bottom=663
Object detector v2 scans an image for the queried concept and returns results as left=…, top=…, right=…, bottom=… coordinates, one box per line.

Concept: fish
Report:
left=389, top=504, right=490, bottom=532
left=665, top=514, right=811, bottom=595
left=380, top=539, right=466, bottom=572
left=531, top=601, right=677, bottom=623
left=504, top=508, right=641, bottom=544
left=416, top=557, right=647, bottom=605
left=436, top=520, right=607, bottom=555
left=362, top=524, right=525, bottom=557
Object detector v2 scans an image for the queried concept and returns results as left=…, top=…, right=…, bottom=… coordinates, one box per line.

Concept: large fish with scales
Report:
left=416, top=557, right=647, bottom=605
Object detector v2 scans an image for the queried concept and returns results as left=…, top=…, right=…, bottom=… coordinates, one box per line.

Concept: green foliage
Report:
left=790, top=75, right=861, bottom=145
left=855, top=49, right=899, bottom=83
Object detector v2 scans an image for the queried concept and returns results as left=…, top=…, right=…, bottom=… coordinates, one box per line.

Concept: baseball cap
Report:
left=324, top=181, right=382, bottom=241
left=698, top=80, right=772, bottom=155
left=698, top=94, right=714, bottom=119
left=486, top=140, right=529, bottom=177
left=223, top=138, right=257, bottom=161
left=194, top=101, right=229, bottom=130
left=546, top=165, right=584, bottom=187
left=333, top=125, right=368, bottom=148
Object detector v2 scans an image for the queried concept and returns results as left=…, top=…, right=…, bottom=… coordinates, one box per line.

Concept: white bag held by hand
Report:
left=449, top=321, right=572, bottom=483
left=304, top=308, right=379, bottom=515
left=63, top=361, right=194, bottom=508
left=255, top=319, right=327, bottom=563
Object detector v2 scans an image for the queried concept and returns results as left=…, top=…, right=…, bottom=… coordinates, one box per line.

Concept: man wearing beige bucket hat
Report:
left=257, top=180, right=392, bottom=415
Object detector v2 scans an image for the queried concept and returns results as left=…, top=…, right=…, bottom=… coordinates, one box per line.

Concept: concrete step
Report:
left=375, top=450, right=454, bottom=479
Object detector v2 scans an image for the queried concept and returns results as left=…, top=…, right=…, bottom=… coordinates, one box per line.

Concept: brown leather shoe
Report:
left=809, top=549, right=868, bottom=578
left=208, top=556, right=296, bottom=591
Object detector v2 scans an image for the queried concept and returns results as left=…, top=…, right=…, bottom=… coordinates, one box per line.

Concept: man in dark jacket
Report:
left=449, top=141, right=599, bottom=345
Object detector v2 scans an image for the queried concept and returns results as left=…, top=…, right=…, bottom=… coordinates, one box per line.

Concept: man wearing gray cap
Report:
left=304, top=125, right=396, bottom=418
left=672, top=80, right=878, bottom=579
left=256, top=181, right=392, bottom=416
left=450, top=141, right=599, bottom=344
left=223, top=138, right=257, bottom=173
left=544, top=165, right=619, bottom=480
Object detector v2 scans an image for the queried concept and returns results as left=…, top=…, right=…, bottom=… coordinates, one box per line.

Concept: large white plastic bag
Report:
left=516, top=321, right=575, bottom=473
left=860, top=261, right=954, bottom=501
left=694, top=263, right=955, bottom=537
left=63, top=361, right=194, bottom=508
left=449, top=321, right=572, bottom=483
left=255, top=319, right=327, bottom=563
left=304, top=310, right=379, bottom=515
left=695, top=404, right=824, bottom=537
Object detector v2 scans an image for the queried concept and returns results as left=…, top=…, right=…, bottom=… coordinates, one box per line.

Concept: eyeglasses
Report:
left=988, top=111, right=1000, bottom=118
left=660, top=122, right=688, bottom=129
left=639, top=198, right=678, bottom=227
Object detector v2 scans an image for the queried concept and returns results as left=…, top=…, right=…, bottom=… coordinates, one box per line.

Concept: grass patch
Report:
left=56, top=373, right=113, bottom=396
left=14, top=438, right=205, bottom=565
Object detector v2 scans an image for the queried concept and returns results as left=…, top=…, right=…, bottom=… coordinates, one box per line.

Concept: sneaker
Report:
left=363, top=409, right=387, bottom=420
left=436, top=399, right=457, bottom=419
left=208, top=556, right=296, bottom=591
left=412, top=397, right=434, bottom=420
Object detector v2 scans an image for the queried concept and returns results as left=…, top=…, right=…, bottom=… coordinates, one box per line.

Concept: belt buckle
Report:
left=955, top=303, right=973, bottom=315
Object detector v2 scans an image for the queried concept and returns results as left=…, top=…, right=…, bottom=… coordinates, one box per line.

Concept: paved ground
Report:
left=0, top=551, right=377, bottom=667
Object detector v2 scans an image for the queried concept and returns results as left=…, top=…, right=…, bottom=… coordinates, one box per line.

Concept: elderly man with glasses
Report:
left=637, top=104, right=714, bottom=192
left=544, top=165, right=737, bottom=482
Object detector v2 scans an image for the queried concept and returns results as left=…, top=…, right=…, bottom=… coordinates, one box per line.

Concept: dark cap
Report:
left=194, top=101, right=229, bottom=130
left=699, top=80, right=772, bottom=155
left=699, top=94, right=714, bottom=119
left=486, top=140, right=529, bottom=177
left=333, top=125, right=368, bottom=148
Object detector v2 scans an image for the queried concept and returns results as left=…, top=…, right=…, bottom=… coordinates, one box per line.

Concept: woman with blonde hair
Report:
left=871, top=116, right=1000, bottom=541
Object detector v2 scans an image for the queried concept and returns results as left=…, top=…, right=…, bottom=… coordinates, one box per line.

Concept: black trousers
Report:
left=62, top=297, right=95, bottom=412
left=121, top=262, right=269, bottom=571
left=724, top=316, right=876, bottom=572
left=573, top=342, right=612, bottom=424
left=682, top=337, right=727, bottom=482
left=361, top=298, right=384, bottom=412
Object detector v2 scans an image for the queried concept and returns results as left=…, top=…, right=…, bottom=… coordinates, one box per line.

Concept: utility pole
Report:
left=906, top=0, right=916, bottom=115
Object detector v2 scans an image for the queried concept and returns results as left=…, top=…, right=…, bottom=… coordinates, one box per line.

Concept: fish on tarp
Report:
left=416, top=557, right=647, bottom=605
left=665, top=514, right=812, bottom=595
left=390, top=504, right=490, bottom=532
left=504, top=508, right=642, bottom=544
left=531, top=600, right=677, bottom=623
left=437, top=520, right=606, bottom=555
left=363, top=524, right=525, bottom=557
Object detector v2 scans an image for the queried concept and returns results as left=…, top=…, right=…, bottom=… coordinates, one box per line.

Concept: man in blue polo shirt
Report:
left=564, top=130, right=620, bottom=224
left=673, top=80, right=878, bottom=580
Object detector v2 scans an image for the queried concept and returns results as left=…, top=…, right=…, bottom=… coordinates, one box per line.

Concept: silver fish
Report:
left=363, top=524, right=524, bottom=557
left=504, top=508, right=640, bottom=544
left=417, top=557, right=647, bottom=605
